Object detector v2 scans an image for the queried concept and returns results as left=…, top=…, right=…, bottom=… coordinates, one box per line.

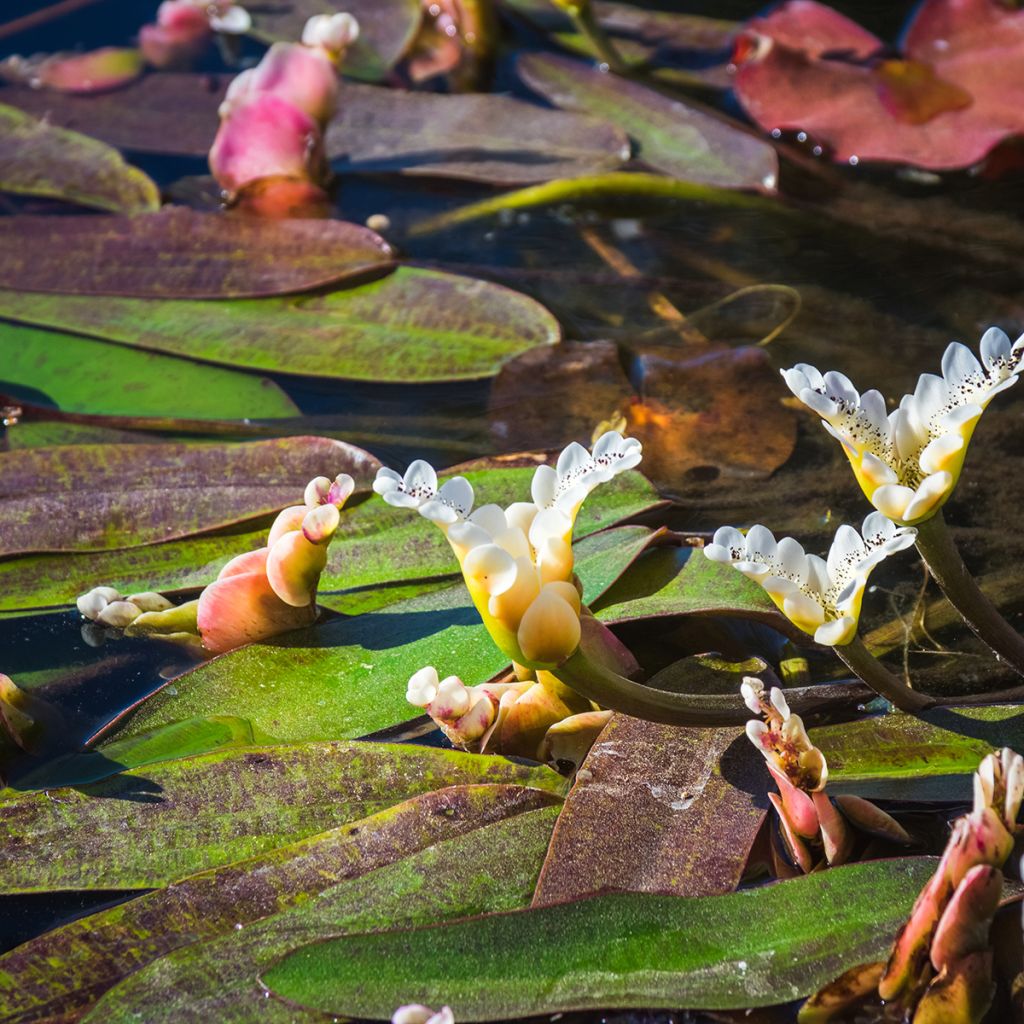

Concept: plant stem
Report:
left=566, top=1, right=631, bottom=75
left=834, top=636, right=934, bottom=712
left=914, top=511, right=1024, bottom=676
left=552, top=647, right=879, bottom=726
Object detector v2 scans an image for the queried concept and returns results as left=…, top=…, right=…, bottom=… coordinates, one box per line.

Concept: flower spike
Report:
left=782, top=328, right=1024, bottom=528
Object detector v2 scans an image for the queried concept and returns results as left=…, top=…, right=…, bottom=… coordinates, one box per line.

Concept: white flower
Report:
left=705, top=512, right=917, bottom=645
left=76, top=586, right=173, bottom=627
left=973, top=747, right=1024, bottom=835
left=301, top=12, right=360, bottom=55
left=742, top=678, right=826, bottom=792
left=782, top=328, right=1024, bottom=526
left=392, top=1007, right=453, bottom=1024
left=208, top=3, right=251, bottom=34
left=373, top=433, right=642, bottom=668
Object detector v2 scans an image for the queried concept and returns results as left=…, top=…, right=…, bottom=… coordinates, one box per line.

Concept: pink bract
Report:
left=228, top=42, right=340, bottom=126
left=732, top=0, right=1024, bottom=170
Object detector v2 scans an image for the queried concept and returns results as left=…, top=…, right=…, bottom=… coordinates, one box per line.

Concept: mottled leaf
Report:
left=517, top=53, right=778, bottom=191
left=0, top=742, right=566, bottom=892
left=0, top=321, right=299, bottom=420
left=533, top=715, right=767, bottom=904
left=0, top=267, right=559, bottom=383
left=80, top=806, right=559, bottom=1024
left=0, top=785, right=557, bottom=1021
left=0, top=101, right=158, bottom=214
left=261, top=857, right=938, bottom=1016
left=0, top=436, right=379, bottom=556
left=0, top=208, right=393, bottom=298
left=249, top=0, right=422, bottom=82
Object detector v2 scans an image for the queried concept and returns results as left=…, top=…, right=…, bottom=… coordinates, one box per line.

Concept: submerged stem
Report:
left=914, top=511, right=1024, bottom=676
left=834, top=636, right=934, bottom=712
left=566, top=2, right=631, bottom=74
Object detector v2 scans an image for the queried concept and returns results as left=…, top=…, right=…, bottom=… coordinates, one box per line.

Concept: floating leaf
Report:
left=816, top=705, right=1024, bottom=800
left=0, top=785, right=556, bottom=1021
left=533, top=715, right=767, bottom=903
left=0, top=321, right=299, bottom=420
left=249, top=0, right=423, bottom=82
left=326, top=83, right=630, bottom=184
left=0, top=467, right=658, bottom=610
left=79, top=805, right=559, bottom=1024
left=0, top=436, right=379, bottom=556
left=103, top=518, right=661, bottom=745
left=517, top=53, right=778, bottom=191
left=732, top=0, right=1024, bottom=170
left=0, top=267, right=559, bottom=383
left=0, top=208, right=393, bottom=298
left=261, top=857, right=938, bottom=1016
left=30, top=48, right=144, bottom=94
left=0, top=741, right=566, bottom=892
left=0, top=102, right=158, bottom=214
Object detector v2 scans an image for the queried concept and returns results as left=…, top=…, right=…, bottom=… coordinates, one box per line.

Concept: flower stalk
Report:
left=833, top=635, right=933, bottom=712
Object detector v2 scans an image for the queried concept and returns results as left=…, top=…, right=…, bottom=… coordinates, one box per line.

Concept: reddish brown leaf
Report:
left=532, top=715, right=768, bottom=904
left=0, top=208, right=393, bottom=298
left=0, top=436, right=380, bottom=556
left=733, top=0, right=1024, bottom=170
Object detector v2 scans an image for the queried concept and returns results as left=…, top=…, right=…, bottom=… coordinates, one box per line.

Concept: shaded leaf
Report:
left=81, top=805, right=559, bottom=1024
left=533, top=715, right=767, bottom=903
left=326, top=83, right=630, bottom=184
left=0, top=321, right=299, bottom=420
left=0, top=741, right=566, bottom=892
left=0, top=467, right=657, bottom=611
left=104, top=517, right=661, bottom=745
left=517, top=53, right=778, bottom=191
left=249, top=0, right=423, bottom=83
left=733, top=0, right=1024, bottom=170
left=0, top=784, right=556, bottom=1022
left=0, top=267, right=559, bottom=383
left=0, top=101, right=158, bottom=214
left=0, top=208, right=393, bottom=298
left=0, top=436, right=379, bottom=556
left=817, top=705, right=1024, bottom=801
left=261, top=857, right=938, bottom=1016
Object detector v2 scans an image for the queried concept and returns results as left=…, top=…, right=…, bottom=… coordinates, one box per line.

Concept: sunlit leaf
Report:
left=0, top=785, right=557, bottom=1021
left=0, top=102, right=158, bottom=214
left=0, top=321, right=299, bottom=420
left=29, top=47, right=144, bottom=94
left=0, top=742, right=566, bottom=891
left=261, top=858, right=939, bottom=1016
left=0, top=436, right=379, bottom=556
left=0, top=208, right=393, bottom=298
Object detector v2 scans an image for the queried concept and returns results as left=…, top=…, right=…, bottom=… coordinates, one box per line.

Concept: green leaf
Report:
left=81, top=804, right=560, bottom=1023
left=0, top=321, right=299, bottom=420
left=108, top=520, right=659, bottom=745
left=0, top=785, right=557, bottom=1022
left=0, top=208, right=393, bottom=298
left=0, top=466, right=657, bottom=611
left=817, top=704, right=1024, bottom=800
left=516, top=53, right=778, bottom=191
left=0, top=436, right=378, bottom=556
left=0, top=742, right=566, bottom=892
left=0, top=267, right=560, bottom=383
left=261, top=857, right=938, bottom=1017
left=0, top=102, right=158, bottom=214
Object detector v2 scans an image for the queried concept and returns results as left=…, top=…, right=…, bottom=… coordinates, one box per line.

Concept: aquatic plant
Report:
left=77, top=473, right=355, bottom=653
left=140, top=0, right=251, bottom=70
left=744, top=679, right=909, bottom=875
left=801, top=747, right=1024, bottom=1023
left=209, top=13, right=359, bottom=215
left=783, top=329, right=1024, bottom=675
left=705, top=515, right=930, bottom=710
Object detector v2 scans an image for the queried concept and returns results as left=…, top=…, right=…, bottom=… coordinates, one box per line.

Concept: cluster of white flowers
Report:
left=705, top=512, right=917, bottom=645
left=374, top=432, right=642, bottom=668
left=76, top=587, right=174, bottom=629
left=782, top=328, right=1024, bottom=526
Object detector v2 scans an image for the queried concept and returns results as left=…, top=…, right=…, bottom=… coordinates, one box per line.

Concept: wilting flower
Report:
left=140, top=0, right=251, bottom=70
left=801, top=748, right=1023, bottom=1023
left=744, top=679, right=908, bottom=875
left=209, top=13, right=359, bottom=212
left=705, top=513, right=916, bottom=646
left=782, top=329, right=1024, bottom=527
left=77, top=473, right=355, bottom=654
left=375, top=433, right=642, bottom=671
left=407, top=665, right=608, bottom=766
left=392, top=1006, right=453, bottom=1024
left=0, top=673, right=39, bottom=759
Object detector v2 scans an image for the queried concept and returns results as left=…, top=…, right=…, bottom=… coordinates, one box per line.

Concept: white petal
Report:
left=776, top=536, right=808, bottom=582
left=372, top=467, right=402, bottom=495
left=402, top=460, right=438, bottom=501
left=704, top=543, right=734, bottom=564
left=419, top=500, right=459, bottom=525
left=469, top=503, right=507, bottom=539
left=710, top=526, right=746, bottom=559
left=800, top=388, right=838, bottom=419
left=745, top=719, right=769, bottom=750
left=448, top=520, right=491, bottom=553
left=814, top=616, right=855, bottom=646
left=531, top=464, right=557, bottom=508
left=782, top=591, right=825, bottom=628
left=744, top=524, right=778, bottom=561
left=860, top=389, right=890, bottom=434
left=406, top=666, right=440, bottom=707
left=919, top=433, right=964, bottom=475
left=860, top=451, right=898, bottom=487
left=804, top=554, right=831, bottom=598
left=741, top=677, right=765, bottom=713
left=504, top=501, right=537, bottom=535
left=494, top=526, right=530, bottom=561
left=901, top=472, right=953, bottom=523
left=823, top=369, right=859, bottom=404
left=941, top=342, right=983, bottom=387
left=871, top=484, right=917, bottom=521
left=435, top=675, right=470, bottom=718
left=436, top=476, right=474, bottom=518
left=556, top=441, right=591, bottom=480
left=462, top=544, right=518, bottom=595
left=826, top=524, right=865, bottom=579
left=861, top=511, right=897, bottom=544
left=528, top=507, right=572, bottom=549
left=769, top=687, right=791, bottom=719
left=210, top=5, right=251, bottom=32
left=980, top=326, right=1011, bottom=370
